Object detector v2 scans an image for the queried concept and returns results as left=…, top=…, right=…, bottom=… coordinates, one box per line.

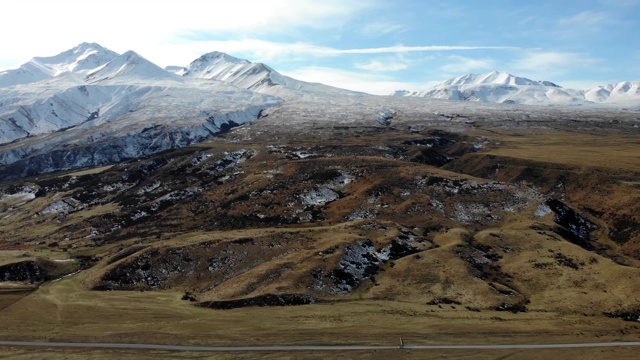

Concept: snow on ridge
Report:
left=85, top=50, right=182, bottom=83
left=0, top=42, right=119, bottom=87
left=182, top=52, right=275, bottom=88
left=437, top=71, right=560, bottom=88
left=179, top=50, right=364, bottom=100
left=397, top=71, right=639, bottom=106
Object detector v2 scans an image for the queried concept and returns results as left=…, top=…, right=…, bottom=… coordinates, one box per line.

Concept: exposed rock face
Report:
left=0, top=261, right=47, bottom=283
left=0, top=104, right=274, bottom=180
left=605, top=309, right=640, bottom=322
left=546, top=199, right=599, bottom=249
left=198, top=294, right=318, bottom=309
left=312, top=231, right=431, bottom=295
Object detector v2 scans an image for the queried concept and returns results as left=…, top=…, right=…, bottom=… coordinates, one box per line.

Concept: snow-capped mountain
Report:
left=0, top=42, right=118, bottom=87
left=398, top=71, right=640, bottom=107
left=400, top=71, right=585, bottom=105
left=438, top=71, right=560, bottom=88
left=175, top=51, right=363, bottom=100
left=0, top=44, right=283, bottom=179
left=179, top=51, right=268, bottom=87
left=584, top=81, right=640, bottom=103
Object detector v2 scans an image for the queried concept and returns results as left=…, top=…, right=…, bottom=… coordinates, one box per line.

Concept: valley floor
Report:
left=0, top=277, right=639, bottom=359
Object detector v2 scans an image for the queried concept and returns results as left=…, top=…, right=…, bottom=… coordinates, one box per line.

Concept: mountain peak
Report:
left=85, top=50, right=180, bottom=83
left=0, top=42, right=119, bottom=87
left=197, top=51, right=250, bottom=65
left=72, top=42, right=109, bottom=53
left=182, top=51, right=252, bottom=78
left=32, top=42, right=118, bottom=66
left=120, top=50, right=144, bottom=60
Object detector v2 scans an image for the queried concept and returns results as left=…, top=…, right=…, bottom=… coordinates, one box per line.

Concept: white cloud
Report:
left=354, top=54, right=416, bottom=72
left=282, top=66, right=436, bottom=95
left=441, top=55, right=496, bottom=74
left=160, top=40, right=337, bottom=66
left=0, top=0, right=371, bottom=67
left=332, top=45, right=517, bottom=54
left=598, top=0, right=640, bottom=7
left=356, top=60, right=408, bottom=71
left=510, top=51, right=600, bottom=79
left=138, top=40, right=518, bottom=68
left=197, top=42, right=518, bottom=61
left=555, top=10, right=619, bottom=39
left=361, top=22, right=407, bottom=36
left=558, top=10, right=612, bottom=28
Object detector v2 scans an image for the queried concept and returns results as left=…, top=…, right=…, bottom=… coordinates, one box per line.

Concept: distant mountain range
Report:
left=0, top=43, right=638, bottom=179
left=394, top=71, right=640, bottom=106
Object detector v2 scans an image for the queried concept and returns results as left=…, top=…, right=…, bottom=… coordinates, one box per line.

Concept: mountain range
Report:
left=395, top=71, right=640, bottom=107
left=0, top=43, right=368, bottom=179
left=0, top=43, right=638, bottom=179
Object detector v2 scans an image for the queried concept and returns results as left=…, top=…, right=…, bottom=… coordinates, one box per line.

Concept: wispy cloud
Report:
left=510, top=51, right=600, bottom=79
left=354, top=54, right=418, bottom=72
left=169, top=40, right=336, bottom=64
left=331, top=45, right=518, bottom=54
left=356, top=60, right=409, bottom=71
left=558, top=10, right=612, bottom=28
left=598, top=0, right=640, bottom=9
left=361, top=21, right=407, bottom=36
left=157, top=39, right=520, bottom=68
left=441, top=55, right=496, bottom=74
left=282, top=66, right=437, bottom=95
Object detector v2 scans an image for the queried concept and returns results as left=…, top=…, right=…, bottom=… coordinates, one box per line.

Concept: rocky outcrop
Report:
left=0, top=261, right=47, bottom=283
left=198, top=294, right=318, bottom=309
left=0, top=105, right=269, bottom=180
left=546, top=199, right=598, bottom=250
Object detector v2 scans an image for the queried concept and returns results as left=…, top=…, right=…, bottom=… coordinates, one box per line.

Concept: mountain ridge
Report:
left=0, top=43, right=287, bottom=179
left=439, top=71, right=560, bottom=87
left=397, top=71, right=640, bottom=107
left=176, top=50, right=364, bottom=100
left=85, top=50, right=183, bottom=84
left=0, top=42, right=119, bottom=87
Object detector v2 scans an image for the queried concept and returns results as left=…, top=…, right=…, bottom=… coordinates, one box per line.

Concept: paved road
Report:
left=1, top=340, right=640, bottom=352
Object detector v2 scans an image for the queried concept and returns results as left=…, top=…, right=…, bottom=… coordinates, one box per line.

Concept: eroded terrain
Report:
left=1, top=98, right=639, bottom=352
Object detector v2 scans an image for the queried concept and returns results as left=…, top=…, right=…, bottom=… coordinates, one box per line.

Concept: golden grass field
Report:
left=0, top=276, right=639, bottom=359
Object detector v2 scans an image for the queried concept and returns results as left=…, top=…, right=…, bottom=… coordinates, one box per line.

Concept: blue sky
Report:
left=1, top=0, right=639, bottom=94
